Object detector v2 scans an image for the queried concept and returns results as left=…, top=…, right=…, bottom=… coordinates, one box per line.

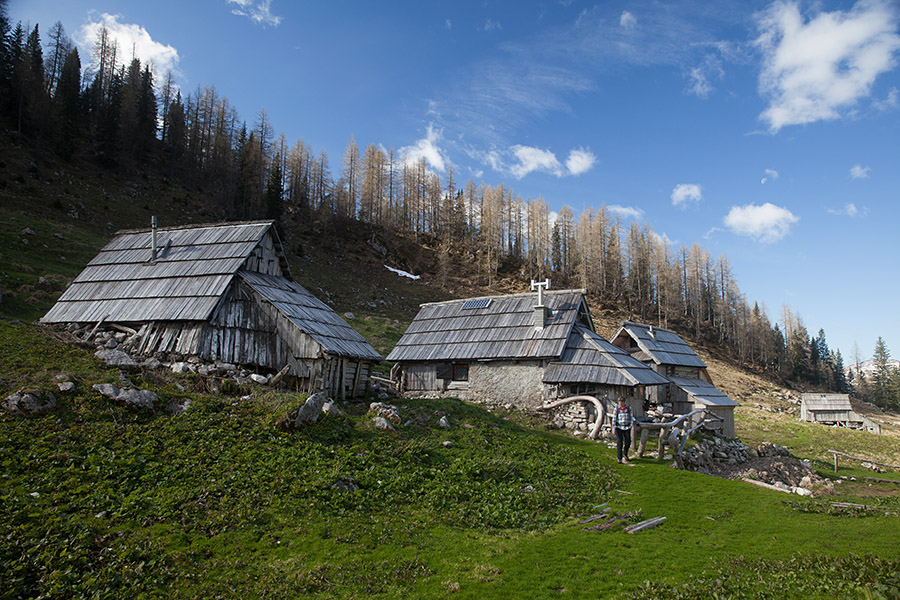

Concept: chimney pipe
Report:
left=151, top=216, right=158, bottom=262
left=530, top=278, right=551, bottom=329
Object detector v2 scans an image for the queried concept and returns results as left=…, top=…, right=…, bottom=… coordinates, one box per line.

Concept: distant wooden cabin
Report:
left=800, top=394, right=880, bottom=434
left=610, top=321, right=738, bottom=437
left=41, top=220, right=381, bottom=397
left=386, top=289, right=668, bottom=423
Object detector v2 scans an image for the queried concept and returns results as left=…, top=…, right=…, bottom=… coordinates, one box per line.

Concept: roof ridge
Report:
left=418, top=288, right=588, bottom=307
left=115, top=220, right=274, bottom=235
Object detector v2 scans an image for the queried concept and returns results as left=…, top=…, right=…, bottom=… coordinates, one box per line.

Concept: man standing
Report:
left=612, top=396, right=633, bottom=464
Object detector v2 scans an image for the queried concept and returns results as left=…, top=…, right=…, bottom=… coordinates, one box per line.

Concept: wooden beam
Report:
left=351, top=359, right=363, bottom=398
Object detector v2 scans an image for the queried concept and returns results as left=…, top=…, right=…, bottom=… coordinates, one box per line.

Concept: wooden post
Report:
left=631, top=423, right=639, bottom=452
left=351, top=359, right=363, bottom=398
left=834, top=453, right=839, bottom=473
left=637, top=428, right=649, bottom=458
left=339, top=358, right=346, bottom=400
left=657, top=427, right=666, bottom=458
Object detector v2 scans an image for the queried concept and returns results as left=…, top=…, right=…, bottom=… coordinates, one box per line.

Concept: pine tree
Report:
left=51, top=47, right=81, bottom=158
left=872, top=337, right=892, bottom=408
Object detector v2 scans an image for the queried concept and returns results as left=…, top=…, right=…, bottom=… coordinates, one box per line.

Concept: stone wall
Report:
left=468, top=361, right=546, bottom=409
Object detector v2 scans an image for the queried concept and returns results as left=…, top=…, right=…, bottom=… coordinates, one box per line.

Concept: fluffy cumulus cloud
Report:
left=608, top=204, right=644, bottom=220
left=724, top=202, right=799, bottom=243
left=755, top=0, right=900, bottom=132
left=76, top=12, right=180, bottom=77
left=827, top=202, right=864, bottom=217
left=484, top=144, right=596, bottom=179
left=620, top=11, right=638, bottom=29
left=227, top=0, right=282, bottom=27
left=565, top=147, right=597, bottom=176
left=761, top=168, right=780, bottom=184
left=850, top=164, right=871, bottom=179
left=671, top=183, right=703, bottom=207
left=399, top=124, right=447, bottom=172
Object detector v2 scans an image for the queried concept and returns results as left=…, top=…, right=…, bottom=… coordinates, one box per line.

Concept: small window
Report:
left=452, top=363, right=469, bottom=381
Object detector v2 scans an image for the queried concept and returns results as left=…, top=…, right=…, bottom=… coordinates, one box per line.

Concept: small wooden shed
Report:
left=41, top=220, right=381, bottom=397
left=610, top=321, right=738, bottom=437
left=800, top=394, right=880, bottom=434
left=386, top=289, right=668, bottom=421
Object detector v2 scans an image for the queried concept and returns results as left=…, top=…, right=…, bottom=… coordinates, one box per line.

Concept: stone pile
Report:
left=681, top=438, right=832, bottom=496
left=2, top=387, right=57, bottom=415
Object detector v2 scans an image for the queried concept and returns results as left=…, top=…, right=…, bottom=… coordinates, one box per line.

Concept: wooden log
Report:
left=84, top=315, right=108, bottom=342
left=268, top=364, right=291, bottom=387
left=637, top=428, right=649, bottom=458
left=657, top=429, right=666, bottom=458
left=834, top=453, right=839, bottom=473
left=740, top=478, right=792, bottom=493
left=538, top=395, right=606, bottom=440
left=624, top=516, right=666, bottom=534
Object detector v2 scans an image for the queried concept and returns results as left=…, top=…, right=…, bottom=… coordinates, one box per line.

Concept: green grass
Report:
left=2, top=322, right=900, bottom=599
left=0, top=209, right=107, bottom=322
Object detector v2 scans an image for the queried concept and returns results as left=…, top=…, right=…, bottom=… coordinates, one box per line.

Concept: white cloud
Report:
left=565, top=147, right=597, bottom=176
left=227, top=0, right=282, bottom=27
left=724, top=202, right=799, bottom=243
left=399, top=124, right=447, bottom=172
left=873, top=87, right=899, bottom=111
left=76, top=12, right=180, bottom=78
left=671, top=183, right=703, bottom=208
left=687, top=54, right=724, bottom=98
left=509, top=145, right=562, bottom=178
left=650, top=231, right=674, bottom=247
left=481, top=144, right=594, bottom=178
left=827, top=202, right=865, bottom=217
left=850, top=164, right=871, bottom=179
left=755, top=0, right=900, bottom=132
left=620, top=11, right=637, bottom=29
left=482, top=18, right=502, bottom=32
left=608, top=205, right=644, bottom=220
left=761, top=168, right=780, bottom=184
left=445, top=19, right=452, bottom=30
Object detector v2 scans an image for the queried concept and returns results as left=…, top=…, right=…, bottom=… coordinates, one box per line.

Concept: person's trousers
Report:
left=615, top=427, right=631, bottom=461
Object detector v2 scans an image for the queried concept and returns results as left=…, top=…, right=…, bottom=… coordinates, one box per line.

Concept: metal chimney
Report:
left=150, top=216, right=158, bottom=262
left=531, top=279, right=551, bottom=329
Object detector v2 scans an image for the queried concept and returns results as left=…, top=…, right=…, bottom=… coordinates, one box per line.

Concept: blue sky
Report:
left=10, top=0, right=900, bottom=361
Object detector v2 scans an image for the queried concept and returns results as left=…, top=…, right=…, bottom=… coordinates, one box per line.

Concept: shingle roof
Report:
left=386, top=289, right=589, bottom=362
left=41, top=221, right=278, bottom=324
left=238, top=271, right=382, bottom=361
left=613, top=321, right=707, bottom=368
left=669, top=376, right=739, bottom=407
left=543, top=328, right=670, bottom=387
left=801, top=393, right=851, bottom=411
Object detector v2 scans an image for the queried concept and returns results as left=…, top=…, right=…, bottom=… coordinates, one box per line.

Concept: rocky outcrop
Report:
left=681, top=438, right=832, bottom=495
left=91, top=383, right=158, bottom=410
left=2, top=387, right=57, bottom=415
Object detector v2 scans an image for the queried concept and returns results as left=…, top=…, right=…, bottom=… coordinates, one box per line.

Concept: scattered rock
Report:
left=441, top=440, right=454, bottom=448
left=369, top=402, right=401, bottom=424
left=21, top=227, right=36, bottom=236
left=142, top=357, right=162, bottom=370
left=116, top=388, right=158, bottom=410
left=170, top=362, right=193, bottom=374
left=168, top=398, right=192, bottom=414
left=344, top=312, right=355, bottom=320
left=332, top=477, right=359, bottom=492
left=94, top=349, right=139, bottom=370
left=2, top=387, right=57, bottom=415
left=438, top=415, right=451, bottom=429
left=249, top=373, right=268, bottom=384
left=321, top=400, right=342, bottom=416
left=56, top=381, right=76, bottom=393
left=372, top=416, right=396, bottom=432
left=279, top=392, right=329, bottom=430
left=104, top=338, right=119, bottom=349
left=92, top=383, right=120, bottom=399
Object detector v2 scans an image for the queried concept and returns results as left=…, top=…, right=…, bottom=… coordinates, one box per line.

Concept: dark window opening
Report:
left=452, top=364, right=469, bottom=381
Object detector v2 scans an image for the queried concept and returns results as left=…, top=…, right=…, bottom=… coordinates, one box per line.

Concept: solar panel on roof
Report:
left=461, top=298, right=492, bottom=310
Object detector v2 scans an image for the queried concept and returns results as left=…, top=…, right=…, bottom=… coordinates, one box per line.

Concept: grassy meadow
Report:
left=2, top=321, right=900, bottom=599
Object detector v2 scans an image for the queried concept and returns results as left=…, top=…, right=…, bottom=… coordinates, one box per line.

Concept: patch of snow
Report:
left=384, top=265, right=420, bottom=280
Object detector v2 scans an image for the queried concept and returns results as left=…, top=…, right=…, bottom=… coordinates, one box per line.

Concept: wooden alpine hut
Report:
left=609, top=321, right=738, bottom=437
left=386, top=282, right=668, bottom=427
left=41, top=219, right=381, bottom=397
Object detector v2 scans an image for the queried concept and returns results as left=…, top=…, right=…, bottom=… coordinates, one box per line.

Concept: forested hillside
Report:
left=3, top=0, right=899, bottom=407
